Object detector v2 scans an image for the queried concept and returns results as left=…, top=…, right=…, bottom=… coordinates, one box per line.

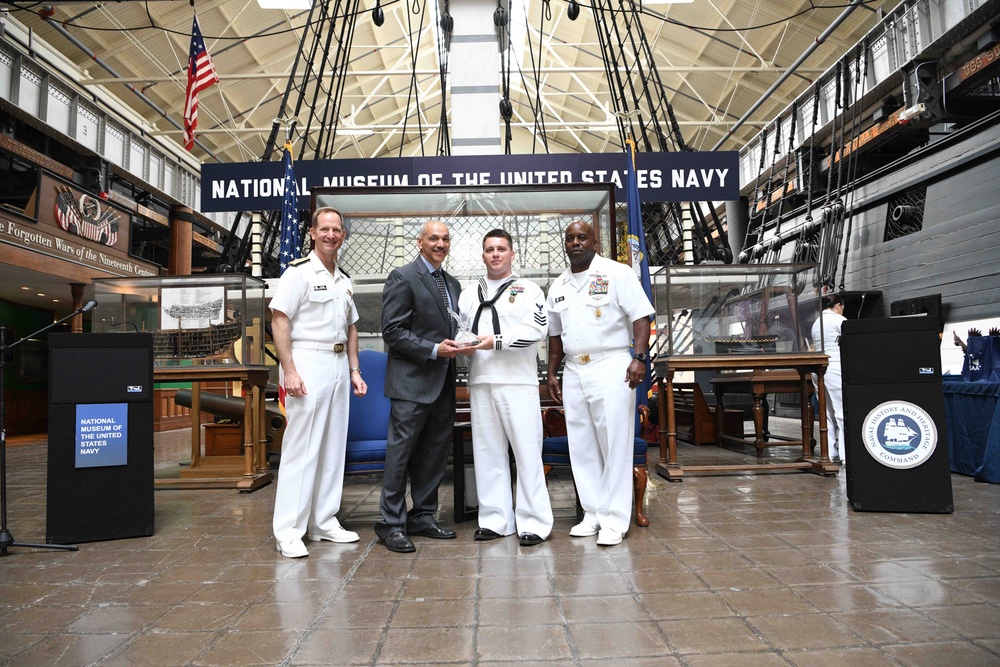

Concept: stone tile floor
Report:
left=1, top=423, right=999, bottom=666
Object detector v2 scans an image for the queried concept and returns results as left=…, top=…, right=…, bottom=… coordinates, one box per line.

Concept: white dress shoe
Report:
left=276, top=539, right=309, bottom=558
left=596, top=527, right=623, bottom=546
left=569, top=520, right=600, bottom=537
left=307, top=526, right=360, bottom=543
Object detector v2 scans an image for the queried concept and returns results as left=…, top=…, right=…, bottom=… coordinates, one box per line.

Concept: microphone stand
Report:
left=0, top=303, right=95, bottom=555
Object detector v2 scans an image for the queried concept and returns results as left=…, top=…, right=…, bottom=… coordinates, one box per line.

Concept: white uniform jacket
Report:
left=546, top=254, right=654, bottom=356
left=458, top=275, right=547, bottom=386
left=270, top=252, right=358, bottom=346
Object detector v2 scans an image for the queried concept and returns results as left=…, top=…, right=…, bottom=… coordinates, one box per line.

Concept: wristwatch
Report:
left=634, top=352, right=648, bottom=362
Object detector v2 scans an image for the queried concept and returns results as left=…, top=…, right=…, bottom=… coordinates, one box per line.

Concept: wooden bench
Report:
left=672, top=382, right=744, bottom=445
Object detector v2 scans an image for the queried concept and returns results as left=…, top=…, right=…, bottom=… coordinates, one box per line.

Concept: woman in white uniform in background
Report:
left=811, top=294, right=847, bottom=464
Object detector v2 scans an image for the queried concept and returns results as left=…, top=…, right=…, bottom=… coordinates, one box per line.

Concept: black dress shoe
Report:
left=407, top=524, right=457, bottom=539
left=380, top=531, right=416, bottom=553
left=519, top=532, right=543, bottom=547
left=474, top=528, right=503, bottom=541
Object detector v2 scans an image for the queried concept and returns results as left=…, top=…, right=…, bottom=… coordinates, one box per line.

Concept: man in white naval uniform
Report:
left=270, top=207, right=368, bottom=558
left=545, top=221, right=654, bottom=547
left=811, top=293, right=847, bottom=464
left=459, top=229, right=553, bottom=547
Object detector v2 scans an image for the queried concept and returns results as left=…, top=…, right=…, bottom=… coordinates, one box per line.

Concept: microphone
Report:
left=81, top=300, right=98, bottom=313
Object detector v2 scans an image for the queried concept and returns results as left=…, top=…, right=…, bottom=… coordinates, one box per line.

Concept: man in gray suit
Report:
left=375, top=220, right=468, bottom=553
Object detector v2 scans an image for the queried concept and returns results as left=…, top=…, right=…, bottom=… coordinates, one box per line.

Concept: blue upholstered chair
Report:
left=345, top=349, right=391, bottom=475
left=541, top=401, right=651, bottom=527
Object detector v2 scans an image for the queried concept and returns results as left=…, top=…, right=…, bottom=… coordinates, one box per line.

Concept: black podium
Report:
left=47, top=333, right=155, bottom=543
left=841, top=316, right=953, bottom=513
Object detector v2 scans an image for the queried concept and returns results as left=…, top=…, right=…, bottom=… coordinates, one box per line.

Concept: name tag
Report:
left=313, top=285, right=327, bottom=291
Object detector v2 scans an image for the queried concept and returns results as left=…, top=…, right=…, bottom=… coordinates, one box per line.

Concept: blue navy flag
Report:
left=626, top=136, right=653, bottom=405
left=278, top=141, right=301, bottom=275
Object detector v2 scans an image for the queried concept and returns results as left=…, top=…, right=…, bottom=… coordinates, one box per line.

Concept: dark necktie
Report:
left=432, top=270, right=451, bottom=321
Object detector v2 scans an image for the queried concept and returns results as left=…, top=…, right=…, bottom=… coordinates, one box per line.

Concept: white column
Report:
left=251, top=211, right=262, bottom=277
left=681, top=202, right=694, bottom=264
left=449, top=0, right=502, bottom=156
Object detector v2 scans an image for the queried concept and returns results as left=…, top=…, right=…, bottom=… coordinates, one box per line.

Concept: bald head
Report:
left=564, top=220, right=597, bottom=272
left=417, top=220, right=451, bottom=269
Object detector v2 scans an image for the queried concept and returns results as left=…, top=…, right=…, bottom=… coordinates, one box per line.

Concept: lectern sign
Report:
left=75, top=403, right=129, bottom=468
left=861, top=400, right=937, bottom=470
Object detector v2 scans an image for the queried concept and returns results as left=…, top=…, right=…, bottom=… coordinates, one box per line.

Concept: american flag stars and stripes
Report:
left=183, top=14, right=219, bottom=151
left=278, top=141, right=301, bottom=275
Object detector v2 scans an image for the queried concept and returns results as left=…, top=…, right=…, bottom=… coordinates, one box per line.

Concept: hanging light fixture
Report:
left=372, top=0, right=385, bottom=27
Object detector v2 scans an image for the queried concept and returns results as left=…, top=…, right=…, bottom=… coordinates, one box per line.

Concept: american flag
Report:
left=183, top=14, right=219, bottom=151
left=277, top=140, right=301, bottom=416
left=279, top=141, right=301, bottom=275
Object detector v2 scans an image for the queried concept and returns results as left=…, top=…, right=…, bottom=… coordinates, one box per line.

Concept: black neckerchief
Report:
left=472, top=276, right=517, bottom=334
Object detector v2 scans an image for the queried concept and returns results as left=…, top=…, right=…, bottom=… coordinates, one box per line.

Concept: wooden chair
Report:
left=541, top=404, right=650, bottom=528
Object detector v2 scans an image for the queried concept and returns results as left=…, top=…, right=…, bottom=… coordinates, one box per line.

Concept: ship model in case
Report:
left=152, top=302, right=244, bottom=361
left=91, top=275, right=266, bottom=368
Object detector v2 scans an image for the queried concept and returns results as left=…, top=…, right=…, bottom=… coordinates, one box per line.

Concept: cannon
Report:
left=174, top=389, right=285, bottom=454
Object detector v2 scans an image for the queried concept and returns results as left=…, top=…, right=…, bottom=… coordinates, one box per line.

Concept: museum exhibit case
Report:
left=91, top=274, right=266, bottom=367
left=648, top=263, right=836, bottom=480
left=651, top=263, right=823, bottom=359
left=90, top=274, right=271, bottom=491
left=311, top=183, right=615, bottom=373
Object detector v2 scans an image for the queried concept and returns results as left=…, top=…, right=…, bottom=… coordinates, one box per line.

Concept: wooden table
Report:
left=654, top=353, right=838, bottom=480
left=711, top=369, right=815, bottom=458
left=153, top=365, right=273, bottom=492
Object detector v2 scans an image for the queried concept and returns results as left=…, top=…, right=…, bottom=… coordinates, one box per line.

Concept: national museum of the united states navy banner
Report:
left=200, top=151, right=740, bottom=213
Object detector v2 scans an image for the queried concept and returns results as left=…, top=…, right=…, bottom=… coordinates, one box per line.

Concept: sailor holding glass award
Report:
left=448, top=308, right=486, bottom=348
left=458, top=229, right=553, bottom=546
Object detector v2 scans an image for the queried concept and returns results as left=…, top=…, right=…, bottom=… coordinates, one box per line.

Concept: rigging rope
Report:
left=766, top=102, right=797, bottom=265
left=496, top=0, right=514, bottom=153
left=398, top=0, right=429, bottom=157
left=435, top=0, right=452, bottom=156
left=838, top=40, right=867, bottom=291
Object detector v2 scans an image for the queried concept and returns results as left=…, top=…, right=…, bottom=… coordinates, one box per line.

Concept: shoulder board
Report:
left=338, top=267, right=351, bottom=279
left=289, top=257, right=309, bottom=267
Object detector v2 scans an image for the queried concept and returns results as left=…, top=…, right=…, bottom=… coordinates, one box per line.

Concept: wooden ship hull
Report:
left=153, top=316, right=243, bottom=360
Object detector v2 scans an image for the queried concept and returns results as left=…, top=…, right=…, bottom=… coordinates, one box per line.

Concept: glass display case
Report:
left=651, top=263, right=823, bottom=358
left=311, top=183, right=614, bottom=282
left=91, top=274, right=266, bottom=367
left=311, top=183, right=614, bottom=379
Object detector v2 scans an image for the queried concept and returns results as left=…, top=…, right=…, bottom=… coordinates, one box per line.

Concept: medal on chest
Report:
left=508, top=285, right=525, bottom=303
left=595, top=308, right=602, bottom=319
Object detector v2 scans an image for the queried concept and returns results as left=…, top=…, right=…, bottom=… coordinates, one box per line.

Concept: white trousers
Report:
left=470, top=384, right=553, bottom=538
left=824, top=370, right=846, bottom=462
left=273, top=348, right=350, bottom=543
left=562, top=353, right=635, bottom=534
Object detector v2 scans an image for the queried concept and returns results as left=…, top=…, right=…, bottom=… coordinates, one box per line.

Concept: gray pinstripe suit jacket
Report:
left=381, top=256, right=461, bottom=403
